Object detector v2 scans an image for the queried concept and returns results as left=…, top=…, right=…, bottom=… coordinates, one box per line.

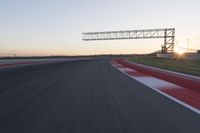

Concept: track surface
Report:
left=0, top=58, right=200, bottom=133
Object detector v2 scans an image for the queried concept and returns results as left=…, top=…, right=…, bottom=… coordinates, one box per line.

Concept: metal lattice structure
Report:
left=82, top=28, right=175, bottom=53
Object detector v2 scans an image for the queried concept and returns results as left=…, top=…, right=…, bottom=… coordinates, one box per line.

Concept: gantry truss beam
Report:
left=82, top=28, right=175, bottom=53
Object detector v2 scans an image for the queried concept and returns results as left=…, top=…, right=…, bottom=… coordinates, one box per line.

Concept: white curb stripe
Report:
left=111, top=63, right=200, bottom=115
left=134, top=77, right=183, bottom=90
left=118, top=67, right=135, bottom=72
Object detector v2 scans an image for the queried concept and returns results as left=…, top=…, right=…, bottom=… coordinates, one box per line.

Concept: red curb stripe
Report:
left=0, top=60, right=67, bottom=68
left=111, top=60, right=200, bottom=113
left=0, top=62, right=35, bottom=68
left=162, top=89, right=200, bottom=110
left=127, top=71, right=147, bottom=77
left=115, top=58, right=200, bottom=93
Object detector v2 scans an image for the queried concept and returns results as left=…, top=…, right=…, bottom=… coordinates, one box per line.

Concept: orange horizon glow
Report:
left=1, top=1, right=200, bottom=56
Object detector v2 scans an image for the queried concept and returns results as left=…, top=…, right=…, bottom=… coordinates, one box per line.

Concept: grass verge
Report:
left=128, top=55, right=200, bottom=77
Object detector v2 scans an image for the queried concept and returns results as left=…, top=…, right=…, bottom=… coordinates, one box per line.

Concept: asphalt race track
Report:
left=0, top=58, right=200, bottom=133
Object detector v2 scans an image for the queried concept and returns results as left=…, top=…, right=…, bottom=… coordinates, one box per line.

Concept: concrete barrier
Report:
left=157, top=53, right=173, bottom=59
left=157, top=53, right=200, bottom=60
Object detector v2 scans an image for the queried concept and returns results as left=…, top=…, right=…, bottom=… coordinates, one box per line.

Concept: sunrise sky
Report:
left=0, top=0, right=200, bottom=56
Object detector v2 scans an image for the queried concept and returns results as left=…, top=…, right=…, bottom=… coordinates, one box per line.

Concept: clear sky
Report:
left=0, top=0, right=200, bottom=56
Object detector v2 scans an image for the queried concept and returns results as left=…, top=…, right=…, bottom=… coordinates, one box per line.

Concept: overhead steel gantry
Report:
left=82, top=28, right=175, bottom=53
